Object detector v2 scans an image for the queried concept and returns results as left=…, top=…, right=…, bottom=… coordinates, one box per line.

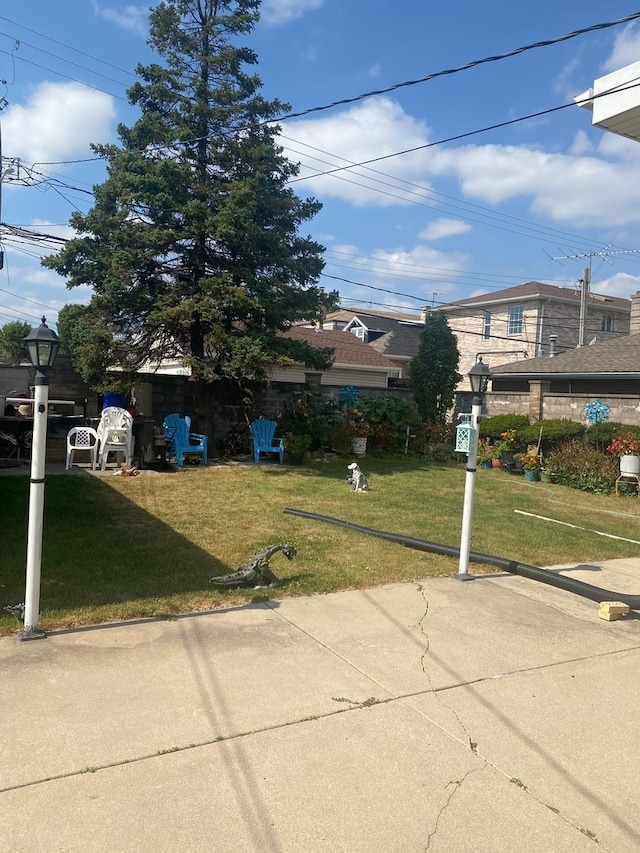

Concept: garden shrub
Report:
left=478, top=414, right=530, bottom=442
left=544, top=439, right=619, bottom=494
left=520, top=419, right=583, bottom=451
left=359, top=395, right=418, bottom=454
left=585, top=421, right=640, bottom=450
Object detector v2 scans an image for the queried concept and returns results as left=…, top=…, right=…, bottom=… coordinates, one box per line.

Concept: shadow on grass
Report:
left=0, top=473, right=275, bottom=633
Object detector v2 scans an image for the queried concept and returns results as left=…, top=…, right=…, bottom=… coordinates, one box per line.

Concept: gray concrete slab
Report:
left=1, top=561, right=639, bottom=852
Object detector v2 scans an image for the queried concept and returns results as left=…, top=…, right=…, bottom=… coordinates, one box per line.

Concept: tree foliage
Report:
left=408, top=312, right=461, bottom=424
left=43, top=0, right=336, bottom=390
left=0, top=320, right=31, bottom=365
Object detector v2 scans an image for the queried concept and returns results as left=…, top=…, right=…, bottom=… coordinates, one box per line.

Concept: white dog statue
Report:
left=347, top=462, right=369, bottom=492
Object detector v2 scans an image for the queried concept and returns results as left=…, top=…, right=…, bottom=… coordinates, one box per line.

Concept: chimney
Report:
left=549, top=335, right=557, bottom=357
left=420, top=305, right=429, bottom=323
left=630, top=291, right=640, bottom=335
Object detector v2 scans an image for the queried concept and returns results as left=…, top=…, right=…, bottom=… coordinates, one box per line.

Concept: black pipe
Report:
left=284, top=508, right=640, bottom=611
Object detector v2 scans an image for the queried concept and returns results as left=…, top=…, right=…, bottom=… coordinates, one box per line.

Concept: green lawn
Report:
left=1, top=457, right=639, bottom=635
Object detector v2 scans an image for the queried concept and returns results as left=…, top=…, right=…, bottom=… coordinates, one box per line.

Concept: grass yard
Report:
left=1, top=456, right=639, bottom=636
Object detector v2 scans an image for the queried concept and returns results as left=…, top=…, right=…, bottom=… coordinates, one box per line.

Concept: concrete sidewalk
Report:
left=1, top=559, right=639, bottom=852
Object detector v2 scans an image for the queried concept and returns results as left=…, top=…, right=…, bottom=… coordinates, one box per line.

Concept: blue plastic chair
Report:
left=163, top=413, right=208, bottom=467
left=250, top=418, right=284, bottom=464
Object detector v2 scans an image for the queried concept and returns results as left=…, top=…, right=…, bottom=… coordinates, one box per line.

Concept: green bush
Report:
left=585, top=421, right=640, bottom=450
left=544, top=439, right=619, bottom=494
left=479, top=414, right=530, bottom=441
left=520, top=419, right=583, bottom=451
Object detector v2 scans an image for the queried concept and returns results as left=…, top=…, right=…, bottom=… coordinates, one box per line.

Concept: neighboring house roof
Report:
left=440, top=281, right=630, bottom=312
left=490, top=333, right=640, bottom=377
left=325, top=311, right=423, bottom=361
left=366, top=325, right=423, bottom=359
left=280, top=325, right=398, bottom=371
left=324, top=307, right=422, bottom=324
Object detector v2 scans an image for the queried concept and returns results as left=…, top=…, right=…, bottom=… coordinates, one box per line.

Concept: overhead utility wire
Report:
left=0, top=16, right=140, bottom=80
left=287, top=87, right=640, bottom=185
left=274, top=11, right=640, bottom=122
left=0, top=30, right=132, bottom=89
left=281, top=134, right=611, bottom=253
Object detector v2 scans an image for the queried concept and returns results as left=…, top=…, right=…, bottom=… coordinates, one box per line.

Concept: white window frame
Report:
left=601, top=315, right=614, bottom=332
left=507, top=305, right=523, bottom=335
left=482, top=310, right=491, bottom=340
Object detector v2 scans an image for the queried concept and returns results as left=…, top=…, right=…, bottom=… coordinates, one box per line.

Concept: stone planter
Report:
left=351, top=436, right=368, bottom=455
left=620, top=455, right=640, bottom=476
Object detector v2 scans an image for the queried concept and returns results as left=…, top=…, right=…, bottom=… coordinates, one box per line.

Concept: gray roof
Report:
left=367, top=325, right=423, bottom=359
left=440, top=281, right=631, bottom=312
left=490, top=333, right=640, bottom=377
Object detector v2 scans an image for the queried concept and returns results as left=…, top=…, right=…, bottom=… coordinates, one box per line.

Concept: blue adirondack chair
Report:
left=163, top=413, right=208, bottom=467
left=250, top=418, right=284, bottom=464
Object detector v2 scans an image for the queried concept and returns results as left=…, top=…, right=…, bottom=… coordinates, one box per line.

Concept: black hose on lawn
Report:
left=283, top=508, right=640, bottom=611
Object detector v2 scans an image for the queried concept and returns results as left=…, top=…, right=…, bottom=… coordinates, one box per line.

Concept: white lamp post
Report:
left=19, top=317, right=59, bottom=641
left=455, top=358, right=490, bottom=581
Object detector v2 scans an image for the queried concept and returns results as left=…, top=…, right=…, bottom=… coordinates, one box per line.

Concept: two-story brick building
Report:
left=434, top=281, right=631, bottom=383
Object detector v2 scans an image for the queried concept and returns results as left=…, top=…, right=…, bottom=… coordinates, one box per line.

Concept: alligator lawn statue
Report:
left=210, top=543, right=296, bottom=589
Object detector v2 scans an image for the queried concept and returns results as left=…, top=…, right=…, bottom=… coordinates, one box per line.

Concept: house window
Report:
left=508, top=305, right=523, bottom=335
left=350, top=327, right=365, bottom=340
left=601, top=315, right=614, bottom=332
left=482, top=310, right=491, bottom=340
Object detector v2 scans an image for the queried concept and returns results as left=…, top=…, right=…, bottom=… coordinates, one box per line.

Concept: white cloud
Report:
left=420, top=218, right=471, bottom=241
left=4, top=82, right=116, bottom=163
left=568, top=130, right=593, bottom=157
left=601, top=23, right=640, bottom=73
left=591, top=271, right=640, bottom=300
left=284, top=98, right=432, bottom=206
left=368, top=63, right=382, bottom=79
left=261, top=0, right=324, bottom=26
left=91, top=1, right=148, bottom=36
left=429, top=142, right=640, bottom=227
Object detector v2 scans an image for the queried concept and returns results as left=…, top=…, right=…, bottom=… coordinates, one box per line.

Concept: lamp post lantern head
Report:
left=23, top=317, right=60, bottom=372
left=468, top=358, right=490, bottom=396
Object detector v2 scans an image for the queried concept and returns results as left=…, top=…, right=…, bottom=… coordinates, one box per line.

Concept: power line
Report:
left=274, top=12, right=640, bottom=122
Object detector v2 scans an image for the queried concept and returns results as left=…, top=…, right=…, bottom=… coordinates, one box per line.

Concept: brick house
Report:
left=435, top=281, right=631, bottom=385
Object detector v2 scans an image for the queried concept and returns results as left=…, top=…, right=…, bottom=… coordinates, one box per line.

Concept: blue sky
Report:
left=3, top=0, right=640, bottom=333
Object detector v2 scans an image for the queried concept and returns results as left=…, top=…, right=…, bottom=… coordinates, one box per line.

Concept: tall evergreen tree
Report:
left=0, top=320, right=31, bottom=365
left=44, top=0, right=336, bottom=390
left=408, top=312, right=461, bottom=424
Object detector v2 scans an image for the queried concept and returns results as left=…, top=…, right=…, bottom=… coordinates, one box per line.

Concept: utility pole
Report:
left=578, top=266, right=590, bottom=347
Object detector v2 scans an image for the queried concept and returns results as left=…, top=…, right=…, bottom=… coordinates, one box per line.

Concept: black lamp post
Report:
left=19, top=317, right=59, bottom=640
left=456, top=358, right=491, bottom=581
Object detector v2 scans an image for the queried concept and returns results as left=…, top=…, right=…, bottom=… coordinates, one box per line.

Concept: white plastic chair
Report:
left=66, top=427, right=99, bottom=470
left=96, top=407, right=134, bottom=470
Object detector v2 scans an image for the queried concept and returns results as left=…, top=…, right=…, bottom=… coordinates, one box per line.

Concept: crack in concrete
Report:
left=424, top=766, right=486, bottom=851
left=417, top=584, right=478, bottom=754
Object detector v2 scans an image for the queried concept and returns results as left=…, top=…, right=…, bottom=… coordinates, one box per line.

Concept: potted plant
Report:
left=283, top=432, right=311, bottom=464
left=607, top=432, right=640, bottom=475
left=494, top=428, right=518, bottom=464
left=520, top=452, right=541, bottom=481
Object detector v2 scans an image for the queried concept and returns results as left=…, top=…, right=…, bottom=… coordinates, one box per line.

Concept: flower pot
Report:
left=500, top=451, right=515, bottom=465
left=351, top=436, right=367, bottom=455
left=524, top=469, right=540, bottom=482
left=481, top=460, right=492, bottom=469
left=540, top=471, right=553, bottom=483
left=491, top=458, right=501, bottom=468
left=620, top=455, right=640, bottom=476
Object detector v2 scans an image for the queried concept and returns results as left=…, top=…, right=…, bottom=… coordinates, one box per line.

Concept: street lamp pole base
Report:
left=18, top=627, right=47, bottom=641
left=454, top=573, right=475, bottom=582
